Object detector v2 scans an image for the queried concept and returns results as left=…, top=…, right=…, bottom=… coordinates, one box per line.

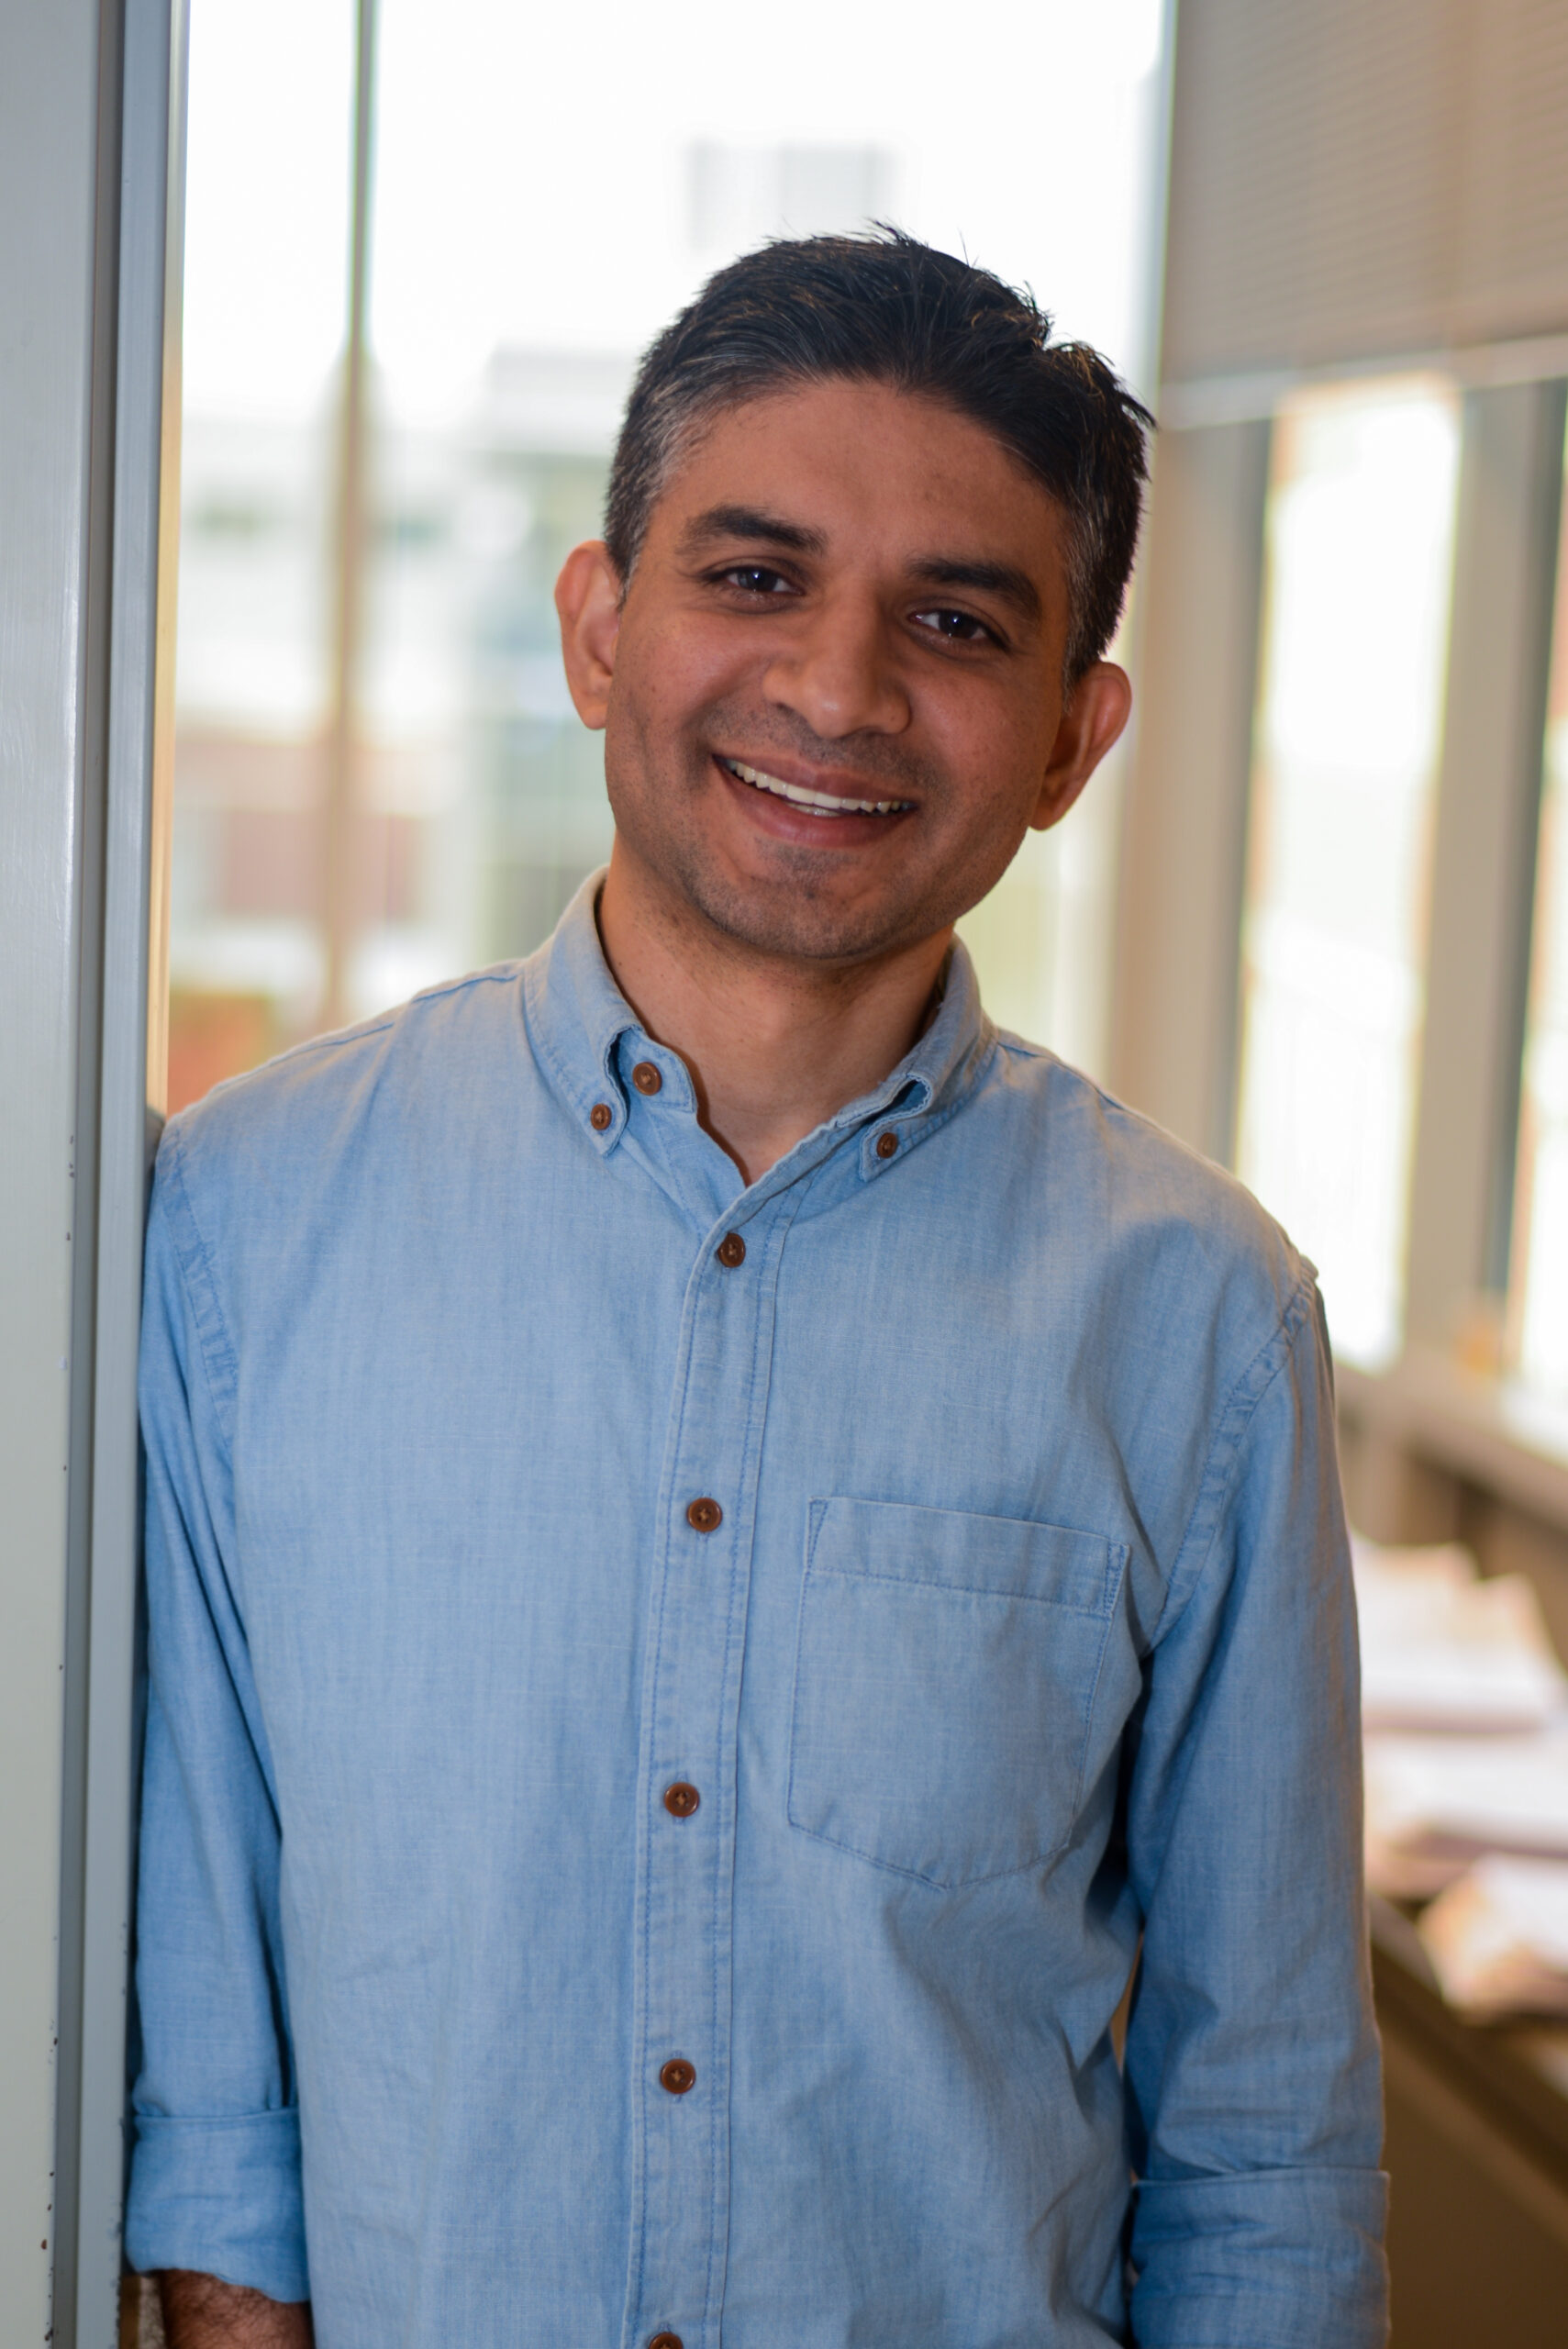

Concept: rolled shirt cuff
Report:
left=125, top=2107, right=309, bottom=2304
left=1130, top=2165, right=1390, bottom=2349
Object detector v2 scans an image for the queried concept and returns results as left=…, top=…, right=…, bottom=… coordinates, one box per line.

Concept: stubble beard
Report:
left=604, top=706, right=996, bottom=972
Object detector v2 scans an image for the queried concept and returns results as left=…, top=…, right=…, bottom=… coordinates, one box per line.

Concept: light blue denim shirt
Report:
left=128, top=879, right=1387, bottom=2348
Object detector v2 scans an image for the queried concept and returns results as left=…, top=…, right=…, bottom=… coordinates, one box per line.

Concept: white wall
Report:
left=0, top=2, right=178, bottom=2340
left=0, top=1, right=114, bottom=2335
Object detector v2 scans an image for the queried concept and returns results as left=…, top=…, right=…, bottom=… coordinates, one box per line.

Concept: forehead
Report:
left=652, top=377, right=1068, bottom=580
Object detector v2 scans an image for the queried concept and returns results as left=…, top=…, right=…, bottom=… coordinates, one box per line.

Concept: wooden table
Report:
left=1372, top=1894, right=1568, bottom=2344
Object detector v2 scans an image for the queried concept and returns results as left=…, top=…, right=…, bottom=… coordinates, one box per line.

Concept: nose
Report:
left=761, top=587, right=911, bottom=740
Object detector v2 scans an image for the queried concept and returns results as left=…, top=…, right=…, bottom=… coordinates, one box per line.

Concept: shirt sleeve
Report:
left=124, top=1129, right=310, bottom=2302
left=1122, top=1276, right=1389, bottom=2349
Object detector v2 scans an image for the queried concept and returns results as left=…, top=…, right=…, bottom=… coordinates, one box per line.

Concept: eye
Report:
left=912, top=607, right=995, bottom=644
left=718, top=562, right=795, bottom=596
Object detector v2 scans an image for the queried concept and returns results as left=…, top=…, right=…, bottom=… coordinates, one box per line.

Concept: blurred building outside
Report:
left=169, top=352, right=626, bottom=1106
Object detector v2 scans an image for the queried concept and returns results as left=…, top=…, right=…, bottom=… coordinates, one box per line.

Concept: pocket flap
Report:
left=806, top=1496, right=1122, bottom=1617
left=790, top=1498, right=1130, bottom=1890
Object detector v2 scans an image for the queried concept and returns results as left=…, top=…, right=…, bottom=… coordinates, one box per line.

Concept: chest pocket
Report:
left=787, top=1497, right=1128, bottom=1890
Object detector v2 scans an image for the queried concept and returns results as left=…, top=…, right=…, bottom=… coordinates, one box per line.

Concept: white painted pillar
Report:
left=0, top=2, right=182, bottom=2340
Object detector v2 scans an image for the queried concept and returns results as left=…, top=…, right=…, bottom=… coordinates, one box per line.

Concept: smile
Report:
left=719, top=756, right=914, bottom=818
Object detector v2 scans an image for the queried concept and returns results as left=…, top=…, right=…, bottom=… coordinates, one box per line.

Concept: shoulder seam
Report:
left=403, top=963, right=525, bottom=1008
left=185, top=964, right=527, bottom=1108
left=159, top=1122, right=241, bottom=1449
left=1148, top=1265, right=1319, bottom=1652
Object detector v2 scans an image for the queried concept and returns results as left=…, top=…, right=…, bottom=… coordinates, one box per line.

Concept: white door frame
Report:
left=0, top=2, right=183, bottom=2341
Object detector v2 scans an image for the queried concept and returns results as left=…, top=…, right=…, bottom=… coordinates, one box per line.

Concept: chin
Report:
left=610, top=795, right=976, bottom=965
left=691, top=863, right=949, bottom=966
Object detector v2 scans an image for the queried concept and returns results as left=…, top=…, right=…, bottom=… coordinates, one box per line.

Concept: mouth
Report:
left=717, top=755, right=915, bottom=819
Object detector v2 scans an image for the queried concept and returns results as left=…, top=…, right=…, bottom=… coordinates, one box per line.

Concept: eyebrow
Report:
left=678, top=506, right=1043, bottom=629
left=908, top=558, right=1041, bottom=627
left=679, top=504, right=828, bottom=557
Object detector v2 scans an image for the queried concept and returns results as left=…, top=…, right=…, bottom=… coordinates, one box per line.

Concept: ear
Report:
left=1028, top=661, right=1133, bottom=832
left=554, top=540, right=623, bottom=730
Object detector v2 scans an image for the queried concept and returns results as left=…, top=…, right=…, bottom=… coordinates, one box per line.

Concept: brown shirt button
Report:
left=589, top=1102, right=613, bottom=1132
left=659, top=2057, right=696, bottom=2096
left=663, top=1781, right=700, bottom=1818
left=685, top=1497, right=722, bottom=1533
left=716, top=1231, right=746, bottom=1268
left=648, top=2334, right=684, bottom=2349
left=631, top=1061, right=662, bottom=1095
left=874, top=1129, right=899, bottom=1159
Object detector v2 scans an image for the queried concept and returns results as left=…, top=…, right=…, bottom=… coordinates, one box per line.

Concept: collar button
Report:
left=631, top=1060, right=662, bottom=1096
left=874, top=1129, right=899, bottom=1160
left=590, top=1102, right=613, bottom=1132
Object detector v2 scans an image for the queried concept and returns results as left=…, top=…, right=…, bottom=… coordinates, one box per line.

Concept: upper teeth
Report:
left=724, top=758, right=911, bottom=817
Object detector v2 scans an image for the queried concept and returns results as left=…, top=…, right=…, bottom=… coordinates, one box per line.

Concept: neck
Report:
left=595, top=845, right=951, bottom=1187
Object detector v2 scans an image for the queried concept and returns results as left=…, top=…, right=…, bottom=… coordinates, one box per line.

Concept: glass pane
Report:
left=168, top=0, right=1166, bottom=1112
left=1235, top=378, right=1461, bottom=1369
left=168, top=0, right=357, bottom=1112
left=1511, top=415, right=1568, bottom=1406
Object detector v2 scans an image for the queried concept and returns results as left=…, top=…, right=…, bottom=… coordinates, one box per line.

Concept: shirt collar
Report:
left=521, top=870, right=995, bottom=1180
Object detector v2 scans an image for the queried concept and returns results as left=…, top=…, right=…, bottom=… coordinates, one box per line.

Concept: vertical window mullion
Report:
left=1108, top=414, right=1272, bottom=1161
left=1405, top=379, right=1568, bottom=1356
left=1508, top=396, right=1568, bottom=1403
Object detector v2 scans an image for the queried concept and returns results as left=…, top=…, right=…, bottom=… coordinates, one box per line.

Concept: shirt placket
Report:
left=621, top=1186, right=800, bottom=2349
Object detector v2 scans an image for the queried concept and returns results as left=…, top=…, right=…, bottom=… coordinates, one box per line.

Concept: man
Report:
left=128, top=232, right=1387, bottom=2347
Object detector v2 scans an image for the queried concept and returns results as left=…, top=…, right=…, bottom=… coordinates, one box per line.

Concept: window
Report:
left=1234, top=378, right=1462, bottom=1368
left=168, top=0, right=356, bottom=1108
left=1511, top=417, right=1568, bottom=1407
left=165, top=0, right=1167, bottom=1113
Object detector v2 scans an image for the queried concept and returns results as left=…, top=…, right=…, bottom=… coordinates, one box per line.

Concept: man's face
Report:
left=557, top=377, right=1129, bottom=968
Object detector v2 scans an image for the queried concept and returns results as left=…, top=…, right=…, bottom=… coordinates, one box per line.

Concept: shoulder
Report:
left=982, top=1030, right=1316, bottom=1371
left=154, top=962, right=534, bottom=1241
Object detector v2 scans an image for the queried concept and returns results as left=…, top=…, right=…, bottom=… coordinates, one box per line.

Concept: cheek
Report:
left=609, top=624, right=734, bottom=758
left=606, top=638, right=766, bottom=829
left=925, top=694, right=1053, bottom=829
left=606, top=635, right=685, bottom=763
left=650, top=590, right=765, bottom=688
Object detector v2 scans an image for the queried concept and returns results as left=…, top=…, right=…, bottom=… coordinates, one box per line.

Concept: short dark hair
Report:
left=605, top=228, right=1153, bottom=686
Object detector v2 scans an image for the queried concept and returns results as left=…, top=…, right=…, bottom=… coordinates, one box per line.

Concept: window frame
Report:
left=1116, top=359, right=1568, bottom=1533
left=0, top=0, right=186, bottom=2339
